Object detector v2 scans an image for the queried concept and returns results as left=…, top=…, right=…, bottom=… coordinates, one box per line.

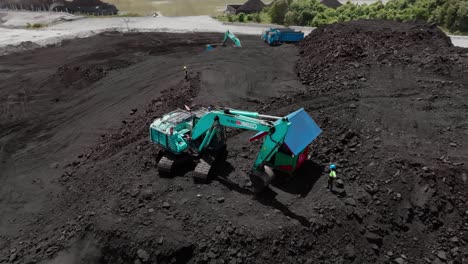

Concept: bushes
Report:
left=218, top=12, right=266, bottom=23
left=269, top=0, right=290, bottom=24
left=26, top=23, right=46, bottom=29
left=270, top=0, right=467, bottom=33
left=248, top=13, right=262, bottom=23
left=431, top=0, right=468, bottom=32
left=217, top=0, right=466, bottom=33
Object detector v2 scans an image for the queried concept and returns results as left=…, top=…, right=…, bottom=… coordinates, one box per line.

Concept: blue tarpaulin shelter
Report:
left=250, top=108, right=321, bottom=155
left=283, top=108, right=322, bottom=155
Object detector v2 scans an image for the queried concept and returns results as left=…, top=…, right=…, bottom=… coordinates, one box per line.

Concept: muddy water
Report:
left=106, top=0, right=244, bottom=16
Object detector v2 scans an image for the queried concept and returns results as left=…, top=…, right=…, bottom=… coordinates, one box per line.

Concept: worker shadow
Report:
left=271, top=160, right=323, bottom=197
left=255, top=188, right=311, bottom=227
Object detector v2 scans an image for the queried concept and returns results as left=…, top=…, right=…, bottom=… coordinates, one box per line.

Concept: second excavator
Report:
left=205, top=30, right=242, bottom=51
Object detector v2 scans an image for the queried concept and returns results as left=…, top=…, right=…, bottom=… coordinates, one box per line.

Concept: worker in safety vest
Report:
left=328, top=164, right=337, bottom=191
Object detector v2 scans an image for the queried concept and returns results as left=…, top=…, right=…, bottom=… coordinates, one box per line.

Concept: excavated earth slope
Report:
left=0, top=20, right=467, bottom=264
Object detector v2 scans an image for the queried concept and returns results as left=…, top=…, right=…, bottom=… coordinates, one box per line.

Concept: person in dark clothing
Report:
left=328, top=164, right=337, bottom=192
left=184, top=66, right=189, bottom=80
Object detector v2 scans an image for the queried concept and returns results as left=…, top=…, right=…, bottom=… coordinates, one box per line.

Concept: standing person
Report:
left=328, top=164, right=337, bottom=192
left=184, top=66, right=189, bottom=81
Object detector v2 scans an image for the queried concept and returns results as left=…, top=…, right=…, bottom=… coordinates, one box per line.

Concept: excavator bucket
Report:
left=249, top=108, right=322, bottom=192
left=205, top=44, right=216, bottom=51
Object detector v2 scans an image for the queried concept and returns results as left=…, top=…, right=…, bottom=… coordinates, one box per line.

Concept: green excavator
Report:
left=205, top=30, right=242, bottom=51
left=149, top=106, right=321, bottom=193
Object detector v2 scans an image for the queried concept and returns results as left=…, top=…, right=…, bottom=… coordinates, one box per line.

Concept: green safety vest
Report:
left=329, top=170, right=337, bottom=178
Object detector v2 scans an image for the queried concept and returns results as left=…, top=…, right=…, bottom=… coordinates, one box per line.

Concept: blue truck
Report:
left=261, top=28, right=305, bottom=46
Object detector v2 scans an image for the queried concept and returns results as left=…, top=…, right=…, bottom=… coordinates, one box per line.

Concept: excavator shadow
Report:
left=271, top=160, right=323, bottom=197
left=211, top=159, right=323, bottom=198
left=255, top=188, right=311, bottom=227
left=174, top=162, right=197, bottom=177
left=213, top=161, right=255, bottom=195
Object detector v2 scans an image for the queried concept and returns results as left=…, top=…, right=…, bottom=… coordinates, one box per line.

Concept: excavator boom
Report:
left=222, top=30, right=242, bottom=47
left=191, top=109, right=289, bottom=172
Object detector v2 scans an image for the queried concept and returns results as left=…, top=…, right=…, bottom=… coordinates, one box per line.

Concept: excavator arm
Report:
left=191, top=108, right=289, bottom=171
left=222, top=30, right=242, bottom=47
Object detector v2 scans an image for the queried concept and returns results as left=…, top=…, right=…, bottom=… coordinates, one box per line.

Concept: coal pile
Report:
left=279, top=19, right=468, bottom=264
left=296, top=20, right=466, bottom=89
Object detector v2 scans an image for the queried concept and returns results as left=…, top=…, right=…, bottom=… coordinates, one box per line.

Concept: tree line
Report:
left=219, top=0, right=468, bottom=33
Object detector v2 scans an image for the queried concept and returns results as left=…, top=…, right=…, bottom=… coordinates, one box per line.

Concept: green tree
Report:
left=260, top=0, right=467, bottom=33
left=412, top=7, right=430, bottom=20
left=455, top=0, right=468, bottom=31
left=249, top=13, right=262, bottom=23
left=444, top=1, right=459, bottom=29
left=237, top=12, right=246, bottom=22
left=284, top=11, right=299, bottom=25
left=269, top=0, right=290, bottom=24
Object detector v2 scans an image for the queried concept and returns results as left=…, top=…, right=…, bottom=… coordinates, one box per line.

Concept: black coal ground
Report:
left=0, top=21, right=467, bottom=264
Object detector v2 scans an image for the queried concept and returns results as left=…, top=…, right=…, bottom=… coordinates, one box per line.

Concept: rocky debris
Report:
left=364, top=184, right=379, bottom=195
left=162, top=202, right=171, bottom=209
left=437, top=251, right=447, bottom=261
left=344, top=198, right=356, bottom=206
left=364, top=231, right=383, bottom=245
left=462, top=232, right=468, bottom=242
left=334, top=187, right=347, bottom=197
left=137, top=249, right=150, bottom=262
left=336, top=179, right=344, bottom=188
left=344, top=243, right=356, bottom=260
left=9, top=252, right=17, bottom=262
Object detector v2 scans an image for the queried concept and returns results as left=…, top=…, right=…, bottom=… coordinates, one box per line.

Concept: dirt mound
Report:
left=0, top=41, right=41, bottom=56
left=287, top=19, right=468, bottom=263
left=296, top=20, right=466, bottom=88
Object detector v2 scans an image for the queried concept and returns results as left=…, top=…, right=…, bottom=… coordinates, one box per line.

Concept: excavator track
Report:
left=191, top=147, right=227, bottom=182
left=192, top=159, right=212, bottom=182
left=158, top=155, right=175, bottom=177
